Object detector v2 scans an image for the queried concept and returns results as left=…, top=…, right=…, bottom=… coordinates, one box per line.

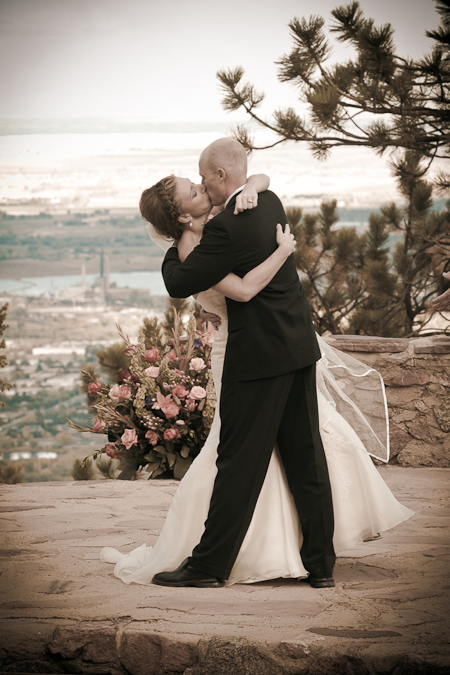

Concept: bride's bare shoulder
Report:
left=178, top=230, right=201, bottom=263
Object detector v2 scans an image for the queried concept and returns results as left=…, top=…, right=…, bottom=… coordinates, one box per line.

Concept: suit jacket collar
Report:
left=225, top=184, right=246, bottom=207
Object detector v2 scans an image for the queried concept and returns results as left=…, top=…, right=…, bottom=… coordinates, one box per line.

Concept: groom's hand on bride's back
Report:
left=276, top=223, right=296, bottom=256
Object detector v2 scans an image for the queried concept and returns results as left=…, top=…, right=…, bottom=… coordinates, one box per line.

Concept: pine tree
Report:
left=0, top=303, right=12, bottom=407
left=218, top=1, right=450, bottom=190
left=218, top=1, right=450, bottom=335
left=288, top=201, right=368, bottom=335
left=377, top=152, right=450, bottom=335
left=291, top=157, right=450, bottom=337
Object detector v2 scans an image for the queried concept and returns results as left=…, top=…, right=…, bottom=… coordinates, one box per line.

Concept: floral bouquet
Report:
left=68, top=312, right=216, bottom=480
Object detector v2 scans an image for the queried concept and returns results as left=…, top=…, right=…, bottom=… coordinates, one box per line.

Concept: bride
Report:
left=101, top=173, right=413, bottom=586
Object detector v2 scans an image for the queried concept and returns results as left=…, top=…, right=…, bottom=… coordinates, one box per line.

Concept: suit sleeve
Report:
left=162, top=218, right=235, bottom=298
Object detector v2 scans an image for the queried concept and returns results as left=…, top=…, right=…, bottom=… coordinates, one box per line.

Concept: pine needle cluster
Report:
left=218, top=1, right=450, bottom=189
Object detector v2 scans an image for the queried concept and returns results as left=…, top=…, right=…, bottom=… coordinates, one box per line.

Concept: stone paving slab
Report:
left=0, top=467, right=449, bottom=674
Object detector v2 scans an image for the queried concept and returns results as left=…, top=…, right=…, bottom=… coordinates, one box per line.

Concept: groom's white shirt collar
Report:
left=225, top=185, right=246, bottom=207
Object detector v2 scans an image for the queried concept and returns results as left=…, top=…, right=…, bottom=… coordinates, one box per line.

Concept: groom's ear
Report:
left=217, top=168, right=226, bottom=182
left=178, top=213, right=191, bottom=224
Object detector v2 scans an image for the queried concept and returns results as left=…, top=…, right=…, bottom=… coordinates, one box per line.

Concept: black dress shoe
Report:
left=308, top=576, right=335, bottom=588
left=152, top=560, right=225, bottom=588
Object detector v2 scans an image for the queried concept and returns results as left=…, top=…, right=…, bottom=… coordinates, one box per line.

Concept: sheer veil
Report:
left=146, top=222, right=390, bottom=463
left=315, top=336, right=389, bottom=462
left=146, top=223, right=174, bottom=252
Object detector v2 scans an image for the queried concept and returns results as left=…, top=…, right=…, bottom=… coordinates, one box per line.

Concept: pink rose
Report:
left=189, top=357, right=206, bottom=371
left=145, top=366, right=160, bottom=378
left=105, top=442, right=119, bottom=458
left=163, top=403, right=180, bottom=419
left=93, top=418, right=106, bottom=433
left=168, top=349, right=177, bottom=361
left=109, top=384, right=132, bottom=402
left=172, top=384, right=189, bottom=400
left=124, top=345, right=137, bottom=355
left=145, top=430, right=159, bottom=445
left=189, top=386, right=206, bottom=400
left=109, top=384, right=121, bottom=400
left=121, top=428, right=138, bottom=450
left=144, top=346, right=160, bottom=363
left=88, top=381, right=102, bottom=395
left=164, top=428, right=181, bottom=441
left=119, top=386, right=132, bottom=401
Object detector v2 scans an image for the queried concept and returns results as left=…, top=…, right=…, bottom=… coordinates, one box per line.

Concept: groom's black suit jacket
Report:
left=162, top=190, right=321, bottom=382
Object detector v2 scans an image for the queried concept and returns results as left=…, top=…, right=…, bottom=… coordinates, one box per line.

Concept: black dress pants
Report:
left=189, top=364, right=336, bottom=580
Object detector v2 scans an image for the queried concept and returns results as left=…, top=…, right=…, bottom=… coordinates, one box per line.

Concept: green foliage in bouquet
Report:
left=95, top=343, right=131, bottom=384
left=163, top=297, right=204, bottom=336
left=68, top=310, right=216, bottom=481
left=163, top=298, right=191, bottom=338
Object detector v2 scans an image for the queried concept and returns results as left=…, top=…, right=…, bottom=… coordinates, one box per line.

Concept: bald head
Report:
left=200, top=138, right=247, bottom=177
left=199, top=138, right=248, bottom=206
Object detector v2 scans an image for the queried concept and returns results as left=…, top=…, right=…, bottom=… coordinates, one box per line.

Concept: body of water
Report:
left=0, top=119, right=433, bottom=212
left=1, top=118, right=448, bottom=212
left=0, top=270, right=167, bottom=297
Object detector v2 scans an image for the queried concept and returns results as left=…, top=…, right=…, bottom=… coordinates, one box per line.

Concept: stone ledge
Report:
left=324, top=335, right=409, bottom=352
left=414, top=340, right=450, bottom=354
left=385, top=371, right=430, bottom=387
left=325, top=334, right=450, bottom=354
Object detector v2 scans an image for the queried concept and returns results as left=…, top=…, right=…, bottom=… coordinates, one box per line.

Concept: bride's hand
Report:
left=234, top=185, right=258, bottom=215
left=276, top=223, right=296, bottom=256
left=200, top=308, right=221, bottom=329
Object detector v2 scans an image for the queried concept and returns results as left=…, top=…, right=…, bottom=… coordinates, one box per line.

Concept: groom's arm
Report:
left=162, top=219, right=235, bottom=298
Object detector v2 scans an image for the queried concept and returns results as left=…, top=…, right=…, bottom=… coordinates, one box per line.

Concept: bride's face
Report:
left=174, top=177, right=211, bottom=220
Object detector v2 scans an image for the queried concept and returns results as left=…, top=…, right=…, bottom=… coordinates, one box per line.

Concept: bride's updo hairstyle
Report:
left=139, top=175, right=184, bottom=241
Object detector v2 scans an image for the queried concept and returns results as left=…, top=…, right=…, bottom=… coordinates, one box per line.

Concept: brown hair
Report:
left=139, top=175, right=184, bottom=241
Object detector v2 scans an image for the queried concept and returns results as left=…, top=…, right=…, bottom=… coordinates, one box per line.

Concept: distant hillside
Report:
left=0, top=209, right=163, bottom=278
left=1, top=200, right=448, bottom=279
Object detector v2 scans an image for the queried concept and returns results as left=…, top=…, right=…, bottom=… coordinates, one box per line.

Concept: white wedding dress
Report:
left=101, top=288, right=413, bottom=585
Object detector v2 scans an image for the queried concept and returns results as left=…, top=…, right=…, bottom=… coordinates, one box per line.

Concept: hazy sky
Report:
left=0, top=0, right=441, bottom=123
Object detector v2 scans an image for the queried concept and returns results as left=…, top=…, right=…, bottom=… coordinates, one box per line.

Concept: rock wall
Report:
left=324, top=335, right=450, bottom=468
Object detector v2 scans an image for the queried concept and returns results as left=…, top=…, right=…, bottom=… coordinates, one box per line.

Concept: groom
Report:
left=154, top=138, right=336, bottom=588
